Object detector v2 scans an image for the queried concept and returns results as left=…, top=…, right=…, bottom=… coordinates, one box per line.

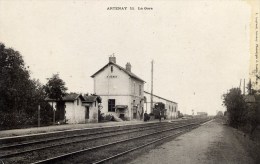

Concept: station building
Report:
left=45, top=56, right=178, bottom=123
left=91, top=56, right=145, bottom=120
left=144, top=91, right=178, bottom=119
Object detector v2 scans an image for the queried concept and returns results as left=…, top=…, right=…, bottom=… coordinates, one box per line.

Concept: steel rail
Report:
left=0, top=122, right=171, bottom=149
left=0, top=122, right=180, bottom=158
left=0, top=121, right=173, bottom=141
left=31, top=122, right=199, bottom=164
left=0, top=118, right=199, bottom=141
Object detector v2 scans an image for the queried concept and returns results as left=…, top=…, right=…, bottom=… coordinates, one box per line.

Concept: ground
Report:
left=128, top=119, right=257, bottom=164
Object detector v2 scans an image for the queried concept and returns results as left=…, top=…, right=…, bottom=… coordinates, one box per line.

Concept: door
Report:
left=85, top=106, right=89, bottom=119
left=56, top=101, right=65, bottom=122
left=133, top=106, right=137, bottom=119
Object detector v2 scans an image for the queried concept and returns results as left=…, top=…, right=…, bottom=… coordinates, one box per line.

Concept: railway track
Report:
left=0, top=122, right=175, bottom=157
left=0, top=118, right=211, bottom=164
left=0, top=121, right=170, bottom=144
left=0, top=122, right=169, bottom=149
left=0, top=119, right=198, bottom=149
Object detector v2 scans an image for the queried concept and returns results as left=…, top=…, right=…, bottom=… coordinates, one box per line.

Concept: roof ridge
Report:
left=91, top=62, right=145, bottom=82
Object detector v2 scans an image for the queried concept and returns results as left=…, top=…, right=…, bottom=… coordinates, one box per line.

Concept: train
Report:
left=153, top=102, right=167, bottom=119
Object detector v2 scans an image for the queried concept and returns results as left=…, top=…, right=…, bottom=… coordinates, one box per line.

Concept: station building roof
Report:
left=91, top=61, right=145, bottom=83
left=83, top=95, right=98, bottom=103
left=144, top=91, right=177, bottom=104
left=45, top=93, right=98, bottom=103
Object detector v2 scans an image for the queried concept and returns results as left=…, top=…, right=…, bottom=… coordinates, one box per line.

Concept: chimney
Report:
left=109, top=55, right=116, bottom=63
left=126, top=62, right=131, bottom=72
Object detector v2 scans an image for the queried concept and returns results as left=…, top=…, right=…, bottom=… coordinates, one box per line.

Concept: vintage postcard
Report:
left=0, top=0, right=259, bottom=163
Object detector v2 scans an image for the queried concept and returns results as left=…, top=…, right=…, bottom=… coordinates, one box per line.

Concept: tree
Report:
left=0, top=43, right=53, bottom=129
left=216, top=111, right=224, bottom=117
left=25, top=79, right=53, bottom=125
left=245, top=102, right=258, bottom=134
left=0, top=43, right=30, bottom=112
left=0, top=43, right=34, bottom=128
left=44, top=74, right=67, bottom=124
left=44, top=74, right=67, bottom=101
left=222, top=88, right=247, bottom=128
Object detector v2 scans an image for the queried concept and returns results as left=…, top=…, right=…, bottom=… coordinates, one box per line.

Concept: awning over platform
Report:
left=115, top=105, right=128, bottom=109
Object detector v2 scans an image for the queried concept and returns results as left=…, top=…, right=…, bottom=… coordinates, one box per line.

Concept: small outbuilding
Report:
left=46, top=93, right=101, bottom=124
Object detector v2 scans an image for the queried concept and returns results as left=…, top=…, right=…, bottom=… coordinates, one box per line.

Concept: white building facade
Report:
left=144, top=91, right=178, bottom=119
left=91, top=56, right=145, bottom=120
left=46, top=93, right=100, bottom=124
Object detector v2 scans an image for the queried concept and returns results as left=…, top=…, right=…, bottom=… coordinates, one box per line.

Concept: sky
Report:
left=0, top=0, right=251, bottom=115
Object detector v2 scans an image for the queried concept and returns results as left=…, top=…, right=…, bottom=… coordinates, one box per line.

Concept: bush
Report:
left=243, top=104, right=258, bottom=134
left=222, top=88, right=247, bottom=128
left=99, top=113, right=115, bottom=122
left=223, top=88, right=258, bottom=134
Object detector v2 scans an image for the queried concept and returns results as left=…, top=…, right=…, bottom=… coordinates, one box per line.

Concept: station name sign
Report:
left=107, top=75, right=118, bottom=78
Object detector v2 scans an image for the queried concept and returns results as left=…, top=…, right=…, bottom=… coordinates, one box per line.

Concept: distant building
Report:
left=197, top=112, right=208, bottom=116
left=46, top=93, right=100, bottom=124
left=91, top=56, right=145, bottom=120
left=144, top=91, right=178, bottom=119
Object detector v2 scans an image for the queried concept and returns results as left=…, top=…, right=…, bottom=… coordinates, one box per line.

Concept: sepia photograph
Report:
left=0, top=0, right=259, bottom=163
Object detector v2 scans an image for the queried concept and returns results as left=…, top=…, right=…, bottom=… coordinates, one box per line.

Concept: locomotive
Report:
left=153, top=102, right=167, bottom=119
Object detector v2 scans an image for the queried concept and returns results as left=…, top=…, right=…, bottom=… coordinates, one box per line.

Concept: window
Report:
left=133, top=82, right=135, bottom=95
left=108, top=99, right=115, bottom=112
left=111, top=66, right=113, bottom=73
left=77, top=99, right=79, bottom=105
left=139, top=85, right=141, bottom=96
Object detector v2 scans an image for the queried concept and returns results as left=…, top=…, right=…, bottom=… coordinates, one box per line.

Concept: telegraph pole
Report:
left=243, top=78, right=245, bottom=95
left=151, top=60, right=154, bottom=113
left=239, top=79, right=241, bottom=90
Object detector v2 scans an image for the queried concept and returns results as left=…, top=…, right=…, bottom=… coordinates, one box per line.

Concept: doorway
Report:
left=56, top=101, right=65, bottom=122
left=85, top=106, right=89, bottom=119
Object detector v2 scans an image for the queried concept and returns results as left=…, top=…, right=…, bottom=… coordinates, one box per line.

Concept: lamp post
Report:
left=52, top=102, right=56, bottom=125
